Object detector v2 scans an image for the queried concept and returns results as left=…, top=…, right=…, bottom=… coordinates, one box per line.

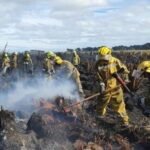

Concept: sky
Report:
left=0, top=0, right=150, bottom=52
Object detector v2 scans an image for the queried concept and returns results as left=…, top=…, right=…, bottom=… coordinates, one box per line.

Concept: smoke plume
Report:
left=0, top=75, right=80, bottom=114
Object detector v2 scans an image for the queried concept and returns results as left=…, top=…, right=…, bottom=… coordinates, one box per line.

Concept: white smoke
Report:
left=0, top=76, right=80, bottom=113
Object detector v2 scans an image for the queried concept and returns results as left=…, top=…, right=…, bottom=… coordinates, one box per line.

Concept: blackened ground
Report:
left=0, top=52, right=150, bottom=150
left=0, top=95, right=149, bottom=150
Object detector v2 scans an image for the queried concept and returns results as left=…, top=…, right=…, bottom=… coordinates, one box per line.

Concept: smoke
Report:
left=0, top=75, right=80, bottom=113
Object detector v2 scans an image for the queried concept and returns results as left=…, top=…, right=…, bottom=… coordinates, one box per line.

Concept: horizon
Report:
left=1, top=42, right=150, bottom=53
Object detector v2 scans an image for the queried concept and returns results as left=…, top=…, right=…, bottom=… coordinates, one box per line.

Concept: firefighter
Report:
left=1, top=52, right=10, bottom=75
left=49, top=53, right=85, bottom=99
left=137, top=61, right=150, bottom=115
left=95, top=46, right=129, bottom=126
left=10, top=52, right=19, bottom=79
left=11, top=52, right=18, bottom=69
left=43, top=52, right=55, bottom=76
left=132, top=61, right=150, bottom=91
left=132, top=61, right=150, bottom=80
left=23, top=51, right=32, bottom=64
left=72, top=50, right=80, bottom=67
left=23, top=51, right=33, bottom=74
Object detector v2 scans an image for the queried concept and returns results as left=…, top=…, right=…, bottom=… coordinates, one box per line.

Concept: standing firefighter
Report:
left=10, top=52, right=18, bottom=79
left=11, top=52, right=18, bottom=69
left=23, top=51, right=33, bottom=74
left=43, top=52, right=55, bottom=77
left=1, top=52, right=10, bottom=76
left=95, top=46, right=129, bottom=126
left=49, top=53, right=84, bottom=99
left=72, top=50, right=80, bottom=67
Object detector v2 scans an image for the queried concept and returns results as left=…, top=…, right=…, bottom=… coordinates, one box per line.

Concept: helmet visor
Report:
left=99, top=54, right=111, bottom=61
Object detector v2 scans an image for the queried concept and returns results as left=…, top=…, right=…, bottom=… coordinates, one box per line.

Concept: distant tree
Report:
left=112, top=43, right=150, bottom=51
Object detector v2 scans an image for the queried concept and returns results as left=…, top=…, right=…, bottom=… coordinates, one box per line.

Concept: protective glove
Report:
left=132, top=69, right=143, bottom=79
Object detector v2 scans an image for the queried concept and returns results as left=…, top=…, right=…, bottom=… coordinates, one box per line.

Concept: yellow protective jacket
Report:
left=11, top=55, right=18, bottom=68
left=43, top=57, right=54, bottom=72
left=72, top=54, right=80, bottom=66
left=23, top=54, right=32, bottom=64
left=138, top=61, right=150, bottom=72
left=95, top=56, right=129, bottom=89
left=56, top=60, right=84, bottom=95
left=59, top=60, right=80, bottom=78
left=2, top=56, right=10, bottom=68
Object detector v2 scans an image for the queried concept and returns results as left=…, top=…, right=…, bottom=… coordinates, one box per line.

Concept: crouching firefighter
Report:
left=132, top=61, right=150, bottom=116
left=49, top=54, right=85, bottom=99
left=95, top=46, right=130, bottom=126
left=132, top=61, right=150, bottom=83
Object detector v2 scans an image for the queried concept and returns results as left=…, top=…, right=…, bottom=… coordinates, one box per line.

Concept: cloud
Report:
left=49, top=0, right=107, bottom=10
left=0, top=0, right=149, bottom=51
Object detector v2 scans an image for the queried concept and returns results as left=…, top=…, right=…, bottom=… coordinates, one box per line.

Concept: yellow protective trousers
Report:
left=97, top=88, right=129, bottom=125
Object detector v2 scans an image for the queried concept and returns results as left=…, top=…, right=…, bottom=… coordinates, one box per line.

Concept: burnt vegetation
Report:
left=0, top=50, right=150, bottom=150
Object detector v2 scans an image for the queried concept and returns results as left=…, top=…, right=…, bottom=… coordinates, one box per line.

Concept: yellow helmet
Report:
left=25, top=51, right=29, bottom=54
left=98, top=46, right=111, bottom=56
left=13, top=52, right=18, bottom=55
left=98, top=46, right=112, bottom=60
left=146, top=67, right=150, bottom=73
left=4, top=53, right=8, bottom=57
left=138, top=61, right=150, bottom=71
left=73, top=50, right=77, bottom=54
left=55, top=56, right=63, bottom=64
left=47, top=51, right=56, bottom=59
